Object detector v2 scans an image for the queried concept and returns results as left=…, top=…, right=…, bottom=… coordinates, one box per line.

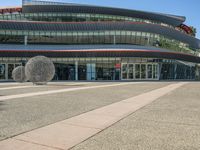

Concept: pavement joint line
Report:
left=0, top=82, right=142, bottom=101
left=138, top=118, right=200, bottom=127
left=14, top=138, right=64, bottom=150
left=0, top=83, right=21, bottom=86
left=0, top=82, right=187, bottom=150
left=0, top=85, right=40, bottom=91
left=0, top=82, right=90, bottom=91
left=63, top=122, right=102, bottom=130
left=48, top=82, right=91, bottom=86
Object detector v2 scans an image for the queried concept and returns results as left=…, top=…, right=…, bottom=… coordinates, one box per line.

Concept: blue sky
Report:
left=1, top=0, right=200, bottom=39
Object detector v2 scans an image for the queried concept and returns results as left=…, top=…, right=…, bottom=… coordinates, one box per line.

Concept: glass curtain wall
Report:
left=0, top=30, right=196, bottom=55
left=51, top=57, right=121, bottom=81
left=0, top=57, right=196, bottom=81
left=0, top=13, right=169, bottom=27
left=160, top=62, right=195, bottom=80
left=43, top=58, right=197, bottom=81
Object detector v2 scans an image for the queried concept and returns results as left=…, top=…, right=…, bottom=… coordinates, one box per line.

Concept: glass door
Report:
left=141, top=64, right=146, bottom=79
left=153, top=64, right=158, bottom=79
left=8, top=64, right=14, bottom=80
left=78, top=64, right=87, bottom=80
left=122, top=64, right=128, bottom=79
left=147, top=64, right=153, bottom=79
left=128, top=64, right=134, bottom=79
left=121, top=63, right=159, bottom=80
left=135, top=64, right=140, bottom=79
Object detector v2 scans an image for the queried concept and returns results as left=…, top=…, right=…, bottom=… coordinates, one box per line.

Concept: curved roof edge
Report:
left=22, top=4, right=185, bottom=26
left=0, top=49, right=199, bottom=63
left=0, top=44, right=176, bottom=52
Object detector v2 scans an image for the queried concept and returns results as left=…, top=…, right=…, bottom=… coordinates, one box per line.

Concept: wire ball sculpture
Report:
left=25, top=56, right=55, bottom=85
left=12, top=66, right=27, bottom=82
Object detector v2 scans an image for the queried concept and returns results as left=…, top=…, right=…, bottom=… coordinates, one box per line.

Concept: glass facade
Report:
left=52, top=57, right=121, bottom=81
left=0, top=57, right=196, bottom=81
left=0, top=30, right=197, bottom=55
left=0, top=13, right=171, bottom=27
left=0, top=2, right=199, bottom=81
left=160, top=62, right=195, bottom=80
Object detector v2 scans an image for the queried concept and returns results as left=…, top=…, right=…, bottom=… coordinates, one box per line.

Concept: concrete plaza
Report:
left=0, top=81, right=200, bottom=150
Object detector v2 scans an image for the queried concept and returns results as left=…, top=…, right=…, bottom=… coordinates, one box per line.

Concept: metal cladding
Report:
left=22, top=4, right=185, bottom=26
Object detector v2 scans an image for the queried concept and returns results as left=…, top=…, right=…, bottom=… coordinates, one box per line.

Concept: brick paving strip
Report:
left=0, top=82, right=187, bottom=150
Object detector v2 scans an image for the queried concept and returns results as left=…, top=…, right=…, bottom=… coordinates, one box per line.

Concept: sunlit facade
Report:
left=0, top=0, right=200, bottom=81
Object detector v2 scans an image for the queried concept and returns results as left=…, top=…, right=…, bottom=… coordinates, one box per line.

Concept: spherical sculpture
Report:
left=25, top=56, right=55, bottom=85
left=12, top=66, right=27, bottom=82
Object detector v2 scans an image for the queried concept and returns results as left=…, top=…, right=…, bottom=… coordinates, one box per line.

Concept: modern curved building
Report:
left=0, top=0, right=200, bottom=81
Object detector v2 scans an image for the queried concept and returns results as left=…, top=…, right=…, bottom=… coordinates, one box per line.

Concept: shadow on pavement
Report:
left=0, top=101, right=5, bottom=111
left=47, top=84, right=87, bottom=87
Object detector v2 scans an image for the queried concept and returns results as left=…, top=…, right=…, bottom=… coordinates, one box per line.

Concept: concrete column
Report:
left=158, top=63, right=162, bottom=80
left=195, top=64, right=200, bottom=80
left=24, top=35, right=28, bottom=46
left=75, top=61, right=78, bottom=81
left=5, top=64, right=8, bottom=80
left=174, top=64, right=177, bottom=80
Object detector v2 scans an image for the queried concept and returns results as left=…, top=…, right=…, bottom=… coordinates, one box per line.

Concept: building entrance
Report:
left=78, top=64, right=87, bottom=80
left=54, top=63, right=75, bottom=80
left=121, top=63, right=159, bottom=80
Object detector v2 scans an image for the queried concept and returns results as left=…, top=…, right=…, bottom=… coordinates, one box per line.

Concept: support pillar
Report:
left=24, top=35, right=28, bottom=46
left=158, top=63, right=162, bottom=80
left=75, top=61, right=78, bottom=81
left=5, top=64, right=8, bottom=81
left=195, top=64, right=200, bottom=80
left=174, top=64, right=177, bottom=80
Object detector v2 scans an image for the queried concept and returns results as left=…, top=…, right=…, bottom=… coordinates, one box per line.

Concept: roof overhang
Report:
left=22, top=4, right=185, bottom=26
left=0, top=46, right=200, bottom=63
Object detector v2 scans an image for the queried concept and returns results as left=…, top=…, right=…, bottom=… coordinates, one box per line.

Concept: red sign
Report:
left=0, top=7, right=22, bottom=14
left=115, top=63, right=121, bottom=69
